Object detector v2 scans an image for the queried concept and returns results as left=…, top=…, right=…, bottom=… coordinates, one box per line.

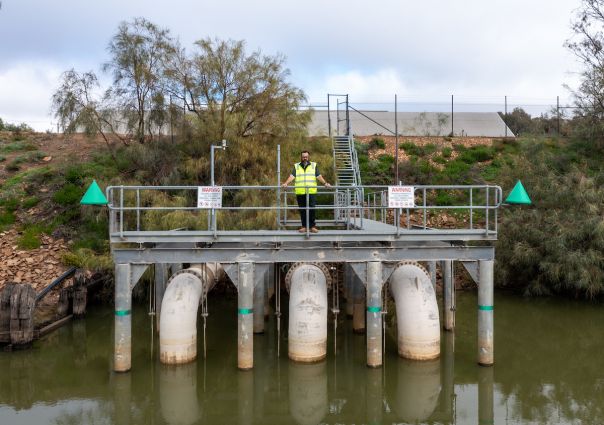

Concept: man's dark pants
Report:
left=296, top=194, right=316, bottom=228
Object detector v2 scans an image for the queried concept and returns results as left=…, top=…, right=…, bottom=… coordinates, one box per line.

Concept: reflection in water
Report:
left=113, top=372, right=131, bottom=425
left=1, top=293, right=604, bottom=424
left=288, top=362, right=327, bottom=425
left=393, top=358, right=441, bottom=422
left=160, top=363, right=199, bottom=425
left=478, top=366, right=494, bottom=425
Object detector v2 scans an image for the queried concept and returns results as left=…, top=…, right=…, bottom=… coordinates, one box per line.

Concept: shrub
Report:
left=17, top=225, right=43, bottom=250
left=370, top=137, right=386, bottom=149
left=22, top=196, right=40, bottom=209
left=53, top=183, right=84, bottom=206
left=442, top=147, right=453, bottom=158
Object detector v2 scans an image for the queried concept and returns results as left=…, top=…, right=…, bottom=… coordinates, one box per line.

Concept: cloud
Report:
left=0, top=62, right=64, bottom=131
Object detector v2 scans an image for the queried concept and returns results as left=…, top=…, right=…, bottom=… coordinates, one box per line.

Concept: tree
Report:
left=51, top=69, right=127, bottom=152
left=104, top=18, right=173, bottom=143
left=165, top=38, right=309, bottom=141
left=566, top=0, right=604, bottom=146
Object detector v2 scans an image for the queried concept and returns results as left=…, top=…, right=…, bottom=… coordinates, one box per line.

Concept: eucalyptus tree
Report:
left=165, top=38, right=309, bottom=141
left=566, top=0, right=604, bottom=146
left=104, top=17, right=174, bottom=143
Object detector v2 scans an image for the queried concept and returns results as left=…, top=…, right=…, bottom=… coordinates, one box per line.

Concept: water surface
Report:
left=0, top=292, right=602, bottom=424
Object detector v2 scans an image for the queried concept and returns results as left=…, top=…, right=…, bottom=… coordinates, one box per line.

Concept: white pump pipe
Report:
left=287, top=263, right=329, bottom=362
left=389, top=262, right=440, bottom=360
left=159, top=264, right=222, bottom=365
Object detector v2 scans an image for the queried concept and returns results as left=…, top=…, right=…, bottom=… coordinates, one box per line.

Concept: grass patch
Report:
left=0, top=140, right=37, bottom=153
left=53, top=183, right=84, bottom=206
left=442, top=147, right=452, bottom=158
left=22, top=196, right=40, bottom=209
left=0, top=210, right=16, bottom=229
left=0, top=155, right=5, bottom=162
left=17, top=224, right=44, bottom=250
left=369, top=137, right=386, bottom=149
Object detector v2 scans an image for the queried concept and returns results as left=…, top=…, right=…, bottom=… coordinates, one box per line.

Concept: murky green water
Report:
left=0, top=292, right=603, bottom=425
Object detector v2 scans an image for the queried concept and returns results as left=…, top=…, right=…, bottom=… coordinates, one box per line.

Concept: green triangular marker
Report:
left=80, top=180, right=108, bottom=205
left=505, top=180, right=532, bottom=205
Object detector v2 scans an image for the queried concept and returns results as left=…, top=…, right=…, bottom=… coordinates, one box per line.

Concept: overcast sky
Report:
left=0, top=0, right=583, bottom=130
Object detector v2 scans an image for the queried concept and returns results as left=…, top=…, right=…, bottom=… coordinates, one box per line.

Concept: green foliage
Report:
left=369, top=137, right=385, bottom=149
left=63, top=248, right=113, bottom=271
left=53, top=183, right=84, bottom=206
left=0, top=140, right=37, bottom=152
left=441, top=147, right=452, bottom=158
left=496, top=138, right=604, bottom=299
left=17, top=224, right=44, bottom=250
left=22, top=196, right=40, bottom=209
left=457, top=145, right=496, bottom=163
left=0, top=155, right=5, bottom=162
left=0, top=210, right=15, bottom=229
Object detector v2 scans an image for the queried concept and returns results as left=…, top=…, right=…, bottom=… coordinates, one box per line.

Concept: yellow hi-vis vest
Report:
left=294, top=162, right=318, bottom=195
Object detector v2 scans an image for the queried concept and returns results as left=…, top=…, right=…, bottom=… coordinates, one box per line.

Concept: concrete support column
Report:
left=442, top=260, right=455, bottom=331
left=264, top=265, right=272, bottom=318
left=345, top=264, right=354, bottom=318
left=352, top=273, right=366, bottom=334
left=478, top=260, right=494, bottom=366
left=366, top=261, right=383, bottom=368
left=478, top=366, right=494, bottom=425
left=114, top=263, right=132, bottom=372
left=238, top=262, right=254, bottom=370
left=154, top=263, right=167, bottom=330
left=253, top=268, right=265, bottom=334
left=428, top=261, right=437, bottom=292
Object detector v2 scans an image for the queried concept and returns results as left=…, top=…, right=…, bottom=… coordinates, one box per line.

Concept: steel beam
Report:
left=113, top=246, right=495, bottom=264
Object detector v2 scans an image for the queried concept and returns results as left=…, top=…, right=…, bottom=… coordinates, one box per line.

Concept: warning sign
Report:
left=388, top=186, right=415, bottom=208
left=197, top=186, right=222, bottom=209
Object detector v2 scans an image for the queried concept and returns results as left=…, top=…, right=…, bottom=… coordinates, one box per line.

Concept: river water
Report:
left=0, top=292, right=603, bottom=425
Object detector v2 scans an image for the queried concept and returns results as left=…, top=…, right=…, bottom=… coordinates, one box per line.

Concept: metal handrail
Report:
left=106, top=184, right=502, bottom=236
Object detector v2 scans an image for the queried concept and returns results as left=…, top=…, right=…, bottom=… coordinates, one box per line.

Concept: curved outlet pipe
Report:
left=287, top=263, right=329, bottom=362
left=159, top=264, right=221, bottom=365
left=389, top=262, right=440, bottom=360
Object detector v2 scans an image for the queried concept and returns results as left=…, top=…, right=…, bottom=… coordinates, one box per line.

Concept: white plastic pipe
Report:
left=159, top=264, right=220, bottom=365
left=288, top=264, right=328, bottom=362
left=389, top=262, right=440, bottom=360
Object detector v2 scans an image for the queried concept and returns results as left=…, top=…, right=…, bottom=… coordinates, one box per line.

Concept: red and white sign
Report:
left=197, top=186, right=222, bottom=209
left=388, top=186, right=415, bottom=208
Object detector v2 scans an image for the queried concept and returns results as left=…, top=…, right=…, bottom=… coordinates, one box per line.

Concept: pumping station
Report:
left=102, top=95, right=506, bottom=374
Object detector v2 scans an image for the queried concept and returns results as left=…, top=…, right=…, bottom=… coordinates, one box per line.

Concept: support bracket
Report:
left=130, top=263, right=150, bottom=291
left=350, top=261, right=398, bottom=287
left=461, top=260, right=479, bottom=284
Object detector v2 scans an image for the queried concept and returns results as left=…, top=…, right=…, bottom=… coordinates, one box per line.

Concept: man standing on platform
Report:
left=281, top=150, right=331, bottom=233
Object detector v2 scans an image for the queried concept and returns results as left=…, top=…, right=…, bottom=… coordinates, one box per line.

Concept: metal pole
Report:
left=557, top=96, right=561, bottom=134
left=277, top=145, right=281, bottom=228
left=478, top=260, right=494, bottom=366
left=451, top=94, right=454, bottom=136
left=395, top=94, right=399, bottom=185
left=443, top=260, right=455, bottom=331
left=114, top=263, right=132, bottom=372
left=327, top=94, right=331, bottom=138
left=505, top=95, right=508, bottom=138
left=346, top=94, right=350, bottom=136
left=238, top=262, right=254, bottom=370
left=366, top=261, right=383, bottom=368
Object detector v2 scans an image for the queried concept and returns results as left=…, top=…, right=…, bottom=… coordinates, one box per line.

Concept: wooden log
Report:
left=0, top=283, right=15, bottom=343
left=57, top=287, right=71, bottom=318
left=73, top=270, right=87, bottom=317
left=9, top=284, right=36, bottom=346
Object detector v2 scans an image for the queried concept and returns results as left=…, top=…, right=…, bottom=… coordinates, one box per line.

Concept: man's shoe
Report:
left=310, top=227, right=319, bottom=233
left=298, top=227, right=307, bottom=233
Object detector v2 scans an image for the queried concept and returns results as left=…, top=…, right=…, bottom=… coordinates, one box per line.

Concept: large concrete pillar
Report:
left=352, top=273, right=366, bottom=334
left=238, top=262, right=254, bottom=370
left=253, top=267, right=266, bottom=334
left=114, top=263, right=132, bottom=372
left=442, top=260, right=455, bottom=331
left=478, top=366, right=494, bottom=425
left=366, top=261, right=383, bottom=368
left=478, top=260, right=494, bottom=366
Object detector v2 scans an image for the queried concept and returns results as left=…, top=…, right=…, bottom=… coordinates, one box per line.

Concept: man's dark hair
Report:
left=301, top=150, right=310, bottom=155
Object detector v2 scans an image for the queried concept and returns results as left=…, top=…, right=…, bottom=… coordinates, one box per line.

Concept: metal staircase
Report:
left=328, top=94, right=363, bottom=223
